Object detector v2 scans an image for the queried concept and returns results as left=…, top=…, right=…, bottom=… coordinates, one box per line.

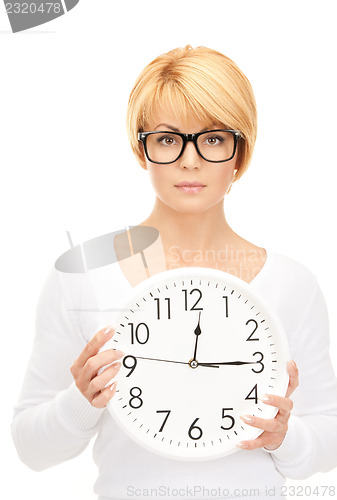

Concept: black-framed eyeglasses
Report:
left=138, top=129, right=241, bottom=164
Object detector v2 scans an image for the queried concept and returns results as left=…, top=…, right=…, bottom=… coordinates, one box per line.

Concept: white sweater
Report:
left=11, top=251, right=337, bottom=500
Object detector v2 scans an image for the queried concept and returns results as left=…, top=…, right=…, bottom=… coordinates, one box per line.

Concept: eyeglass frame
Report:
left=137, top=129, right=242, bottom=164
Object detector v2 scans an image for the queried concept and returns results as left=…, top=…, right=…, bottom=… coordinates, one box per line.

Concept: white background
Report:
left=1, top=0, right=336, bottom=498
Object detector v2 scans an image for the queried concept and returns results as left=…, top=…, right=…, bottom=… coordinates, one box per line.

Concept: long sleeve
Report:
left=10, top=267, right=105, bottom=471
left=264, top=279, right=337, bottom=478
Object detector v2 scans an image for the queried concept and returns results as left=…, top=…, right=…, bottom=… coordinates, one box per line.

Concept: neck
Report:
left=139, top=197, right=235, bottom=256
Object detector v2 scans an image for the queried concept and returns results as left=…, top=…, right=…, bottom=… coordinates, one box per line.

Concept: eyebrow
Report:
left=154, top=123, right=181, bottom=132
left=154, top=123, right=216, bottom=133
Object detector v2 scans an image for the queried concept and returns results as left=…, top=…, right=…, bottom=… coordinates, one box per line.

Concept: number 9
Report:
left=123, top=355, right=137, bottom=377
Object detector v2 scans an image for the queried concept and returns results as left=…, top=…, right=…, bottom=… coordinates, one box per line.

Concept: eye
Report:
left=203, top=134, right=224, bottom=146
left=156, top=134, right=178, bottom=146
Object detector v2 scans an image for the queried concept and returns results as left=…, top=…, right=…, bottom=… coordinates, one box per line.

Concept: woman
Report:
left=11, top=46, right=337, bottom=500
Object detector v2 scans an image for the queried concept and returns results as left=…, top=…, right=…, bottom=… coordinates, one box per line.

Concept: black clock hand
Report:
left=134, top=356, right=189, bottom=365
left=198, top=360, right=257, bottom=367
left=192, top=311, right=202, bottom=361
left=132, top=355, right=219, bottom=368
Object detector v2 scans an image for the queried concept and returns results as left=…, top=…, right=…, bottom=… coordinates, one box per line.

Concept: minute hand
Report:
left=198, top=360, right=257, bottom=367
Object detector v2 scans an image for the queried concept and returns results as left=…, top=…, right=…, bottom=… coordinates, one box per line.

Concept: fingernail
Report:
left=240, top=415, right=254, bottom=422
left=237, top=442, right=249, bottom=449
left=259, top=395, right=270, bottom=402
left=115, top=350, right=125, bottom=358
left=290, top=360, right=297, bottom=370
left=104, top=325, right=115, bottom=335
left=110, top=381, right=117, bottom=391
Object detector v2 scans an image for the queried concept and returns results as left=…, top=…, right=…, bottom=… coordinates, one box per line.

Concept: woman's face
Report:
left=139, top=103, right=238, bottom=215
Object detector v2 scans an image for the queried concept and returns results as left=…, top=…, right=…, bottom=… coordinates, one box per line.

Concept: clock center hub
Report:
left=189, top=359, right=199, bottom=369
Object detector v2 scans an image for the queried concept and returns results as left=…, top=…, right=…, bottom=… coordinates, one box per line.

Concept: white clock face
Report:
left=103, top=267, right=290, bottom=461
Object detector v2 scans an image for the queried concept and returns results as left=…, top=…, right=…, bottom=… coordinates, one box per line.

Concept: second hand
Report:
left=132, top=356, right=219, bottom=368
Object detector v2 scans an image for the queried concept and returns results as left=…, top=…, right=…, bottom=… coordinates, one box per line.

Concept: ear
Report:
left=139, top=159, right=148, bottom=170
left=138, top=146, right=148, bottom=170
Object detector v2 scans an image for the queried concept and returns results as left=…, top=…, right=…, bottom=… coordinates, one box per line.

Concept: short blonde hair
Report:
left=127, top=45, right=257, bottom=180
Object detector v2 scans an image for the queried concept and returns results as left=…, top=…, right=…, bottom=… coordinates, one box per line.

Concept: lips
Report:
left=174, top=181, right=206, bottom=187
left=174, top=181, right=206, bottom=194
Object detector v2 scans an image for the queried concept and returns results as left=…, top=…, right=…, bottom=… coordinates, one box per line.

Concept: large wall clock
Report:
left=102, top=267, right=290, bottom=461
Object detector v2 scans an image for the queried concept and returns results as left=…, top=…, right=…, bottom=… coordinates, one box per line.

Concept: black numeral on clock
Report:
left=252, top=351, right=264, bottom=373
left=123, top=355, right=137, bottom=377
left=220, top=408, right=235, bottom=430
left=129, top=387, right=143, bottom=409
left=245, top=384, right=258, bottom=404
left=188, top=417, right=203, bottom=440
left=128, top=322, right=149, bottom=344
left=182, top=289, right=203, bottom=311
left=223, top=296, right=229, bottom=317
left=156, top=410, right=171, bottom=432
left=154, top=297, right=171, bottom=319
left=246, top=319, right=259, bottom=341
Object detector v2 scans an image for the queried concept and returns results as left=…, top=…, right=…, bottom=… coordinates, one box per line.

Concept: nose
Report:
left=180, top=141, right=202, bottom=169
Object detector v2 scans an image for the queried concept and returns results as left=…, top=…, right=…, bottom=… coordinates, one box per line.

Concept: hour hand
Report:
left=198, top=360, right=257, bottom=367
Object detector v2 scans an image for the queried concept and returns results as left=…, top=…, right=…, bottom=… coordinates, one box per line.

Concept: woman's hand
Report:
left=70, top=325, right=125, bottom=408
left=238, top=360, right=299, bottom=451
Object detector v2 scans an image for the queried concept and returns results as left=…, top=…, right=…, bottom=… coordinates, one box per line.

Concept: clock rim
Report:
left=104, top=266, right=291, bottom=461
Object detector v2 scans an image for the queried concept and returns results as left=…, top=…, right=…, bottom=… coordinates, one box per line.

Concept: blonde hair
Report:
left=127, top=45, right=257, bottom=180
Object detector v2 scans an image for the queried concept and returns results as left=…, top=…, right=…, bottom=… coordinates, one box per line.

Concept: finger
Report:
left=81, top=349, right=125, bottom=387
left=91, top=381, right=118, bottom=409
left=237, top=435, right=267, bottom=451
left=259, top=394, right=293, bottom=418
left=240, top=414, right=285, bottom=433
left=87, top=362, right=122, bottom=399
left=72, top=325, right=117, bottom=373
left=285, top=360, right=299, bottom=398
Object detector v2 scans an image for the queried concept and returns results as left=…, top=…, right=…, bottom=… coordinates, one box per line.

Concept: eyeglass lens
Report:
left=146, top=131, right=236, bottom=163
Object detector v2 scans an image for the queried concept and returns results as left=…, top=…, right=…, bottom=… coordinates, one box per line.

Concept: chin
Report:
left=168, top=200, right=220, bottom=216
left=156, top=191, right=225, bottom=216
